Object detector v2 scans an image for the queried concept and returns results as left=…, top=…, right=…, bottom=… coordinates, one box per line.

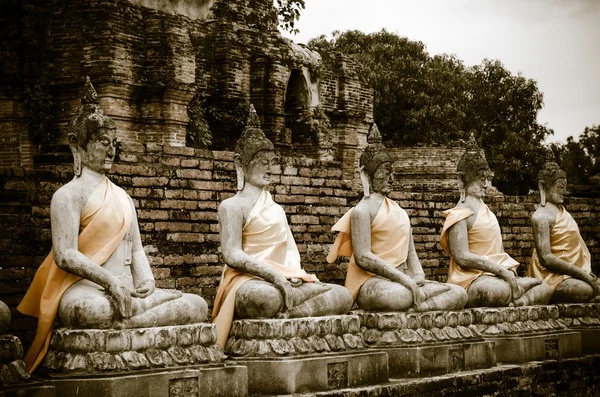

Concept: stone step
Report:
left=292, top=354, right=600, bottom=397
left=42, top=364, right=247, bottom=397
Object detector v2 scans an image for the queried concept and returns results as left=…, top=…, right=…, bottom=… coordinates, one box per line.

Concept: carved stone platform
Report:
left=225, top=315, right=366, bottom=356
left=356, top=310, right=495, bottom=377
left=39, top=324, right=245, bottom=397
left=0, top=334, right=55, bottom=397
left=357, top=305, right=583, bottom=375
left=557, top=303, right=600, bottom=353
left=225, top=315, right=388, bottom=395
left=0, top=335, right=29, bottom=385
left=43, top=323, right=225, bottom=374
left=470, top=305, right=581, bottom=363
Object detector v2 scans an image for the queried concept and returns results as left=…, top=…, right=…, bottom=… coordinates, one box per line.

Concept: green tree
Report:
left=308, top=30, right=553, bottom=194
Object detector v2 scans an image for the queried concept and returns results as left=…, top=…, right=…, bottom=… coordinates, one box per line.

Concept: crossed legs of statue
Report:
left=552, top=278, right=597, bottom=303
left=234, top=279, right=352, bottom=319
left=356, top=276, right=468, bottom=312
left=58, top=280, right=208, bottom=329
left=466, top=275, right=552, bottom=308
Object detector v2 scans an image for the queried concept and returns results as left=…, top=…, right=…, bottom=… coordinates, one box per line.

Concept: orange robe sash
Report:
left=17, top=177, right=132, bottom=372
left=440, top=200, right=518, bottom=289
left=327, top=197, right=411, bottom=302
left=527, top=206, right=591, bottom=292
left=211, top=190, right=318, bottom=348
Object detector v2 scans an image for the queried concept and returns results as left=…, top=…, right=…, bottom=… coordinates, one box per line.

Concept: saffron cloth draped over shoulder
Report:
left=17, top=177, right=132, bottom=372
left=440, top=200, right=518, bottom=289
left=327, top=197, right=411, bottom=302
left=527, top=205, right=591, bottom=291
left=212, top=190, right=318, bottom=348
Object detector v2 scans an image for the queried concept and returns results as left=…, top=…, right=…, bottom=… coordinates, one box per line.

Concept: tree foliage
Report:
left=308, top=29, right=553, bottom=194
left=551, top=125, right=600, bottom=185
left=275, top=0, right=305, bottom=34
left=466, top=60, right=551, bottom=194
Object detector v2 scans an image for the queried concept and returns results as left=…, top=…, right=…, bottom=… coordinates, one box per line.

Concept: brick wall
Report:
left=388, top=145, right=498, bottom=192
left=2, top=144, right=600, bottom=345
left=0, top=0, right=372, bottom=174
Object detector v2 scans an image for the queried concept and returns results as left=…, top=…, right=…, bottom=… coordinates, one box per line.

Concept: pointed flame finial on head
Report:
left=81, top=76, right=99, bottom=105
left=246, top=103, right=261, bottom=130
left=360, top=123, right=391, bottom=177
left=367, top=123, right=383, bottom=145
left=457, top=131, right=490, bottom=184
left=465, top=132, right=479, bottom=151
left=234, top=103, right=274, bottom=168
left=68, top=76, right=116, bottom=176
left=544, top=149, right=556, bottom=163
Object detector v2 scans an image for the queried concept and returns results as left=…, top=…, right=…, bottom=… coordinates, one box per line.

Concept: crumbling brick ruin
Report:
left=0, top=0, right=372, bottom=179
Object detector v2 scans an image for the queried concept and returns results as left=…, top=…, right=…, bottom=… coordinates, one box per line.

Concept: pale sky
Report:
left=282, top=0, right=600, bottom=143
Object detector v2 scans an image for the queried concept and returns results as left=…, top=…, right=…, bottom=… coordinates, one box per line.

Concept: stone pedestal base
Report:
left=491, top=331, right=581, bottom=364
left=43, top=323, right=224, bottom=374
left=43, top=364, right=247, bottom=397
left=224, top=315, right=386, bottom=395
left=0, top=335, right=52, bottom=396
left=384, top=340, right=495, bottom=378
left=234, top=351, right=388, bottom=395
left=557, top=303, right=600, bottom=354
left=356, top=310, right=496, bottom=378
left=225, top=315, right=365, bottom=357
left=466, top=305, right=583, bottom=363
left=0, top=335, right=29, bottom=385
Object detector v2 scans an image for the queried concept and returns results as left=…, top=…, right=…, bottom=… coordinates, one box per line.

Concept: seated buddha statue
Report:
left=17, top=77, right=208, bottom=372
left=327, top=124, right=468, bottom=312
left=528, top=161, right=599, bottom=303
left=212, top=105, right=352, bottom=348
left=440, top=135, right=552, bottom=307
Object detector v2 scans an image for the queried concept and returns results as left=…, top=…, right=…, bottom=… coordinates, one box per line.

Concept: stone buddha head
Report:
left=68, top=77, right=117, bottom=176
left=538, top=162, right=567, bottom=207
left=233, top=104, right=276, bottom=191
left=359, top=123, right=393, bottom=197
left=457, top=134, right=493, bottom=202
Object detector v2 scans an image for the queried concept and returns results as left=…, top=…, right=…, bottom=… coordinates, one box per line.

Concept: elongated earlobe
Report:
left=234, top=154, right=245, bottom=191
left=359, top=166, right=370, bottom=198
left=73, top=151, right=82, bottom=177
left=236, top=168, right=244, bottom=191
left=458, top=180, right=466, bottom=203
left=68, top=134, right=82, bottom=177
left=539, top=181, right=546, bottom=207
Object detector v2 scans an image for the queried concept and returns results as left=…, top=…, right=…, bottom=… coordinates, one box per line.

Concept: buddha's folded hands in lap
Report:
left=211, top=105, right=352, bottom=348
left=441, top=135, right=552, bottom=308
left=328, top=124, right=468, bottom=312
left=528, top=162, right=599, bottom=303
left=17, top=78, right=207, bottom=373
